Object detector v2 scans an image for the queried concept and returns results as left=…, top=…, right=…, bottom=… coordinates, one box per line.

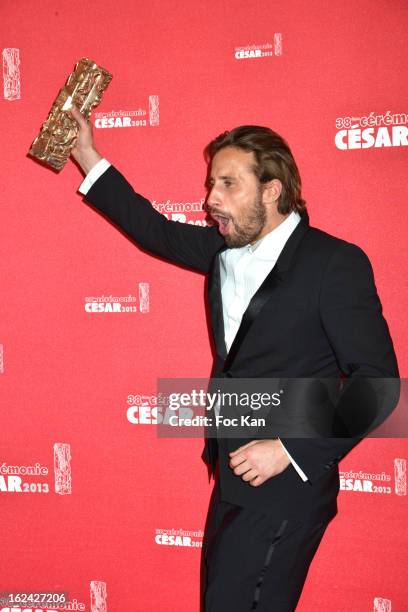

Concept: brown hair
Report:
left=205, top=126, right=307, bottom=216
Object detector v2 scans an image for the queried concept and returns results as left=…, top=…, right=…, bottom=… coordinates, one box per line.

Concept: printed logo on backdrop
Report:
left=0, top=443, right=71, bottom=495
left=234, top=34, right=282, bottom=60
left=0, top=580, right=106, bottom=612
left=54, top=443, right=72, bottom=495
left=155, top=527, right=203, bottom=548
left=126, top=392, right=202, bottom=427
left=335, top=110, right=408, bottom=150
left=94, top=95, right=159, bottom=129
left=2, top=48, right=21, bottom=100
left=340, top=457, right=406, bottom=495
left=374, top=597, right=392, bottom=612
left=126, top=394, right=161, bottom=425
left=152, top=197, right=209, bottom=226
left=89, top=581, right=106, bottom=612
left=84, top=283, right=149, bottom=314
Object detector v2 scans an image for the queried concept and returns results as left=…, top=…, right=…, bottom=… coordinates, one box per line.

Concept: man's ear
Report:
left=262, top=179, right=282, bottom=204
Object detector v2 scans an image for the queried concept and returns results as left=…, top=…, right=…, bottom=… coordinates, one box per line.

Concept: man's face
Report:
left=206, top=146, right=267, bottom=248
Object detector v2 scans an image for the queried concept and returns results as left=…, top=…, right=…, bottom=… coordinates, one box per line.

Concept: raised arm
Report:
left=70, top=106, right=224, bottom=273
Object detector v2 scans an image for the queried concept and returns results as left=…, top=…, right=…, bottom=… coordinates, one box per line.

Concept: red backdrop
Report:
left=1, top=1, right=407, bottom=610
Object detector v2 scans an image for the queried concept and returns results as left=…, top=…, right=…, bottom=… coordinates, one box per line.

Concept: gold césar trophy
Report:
left=29, top=58, right=112, bottom=171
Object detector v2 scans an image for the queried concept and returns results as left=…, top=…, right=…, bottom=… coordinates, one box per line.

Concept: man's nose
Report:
left=206, top=186, right=222, bottom=209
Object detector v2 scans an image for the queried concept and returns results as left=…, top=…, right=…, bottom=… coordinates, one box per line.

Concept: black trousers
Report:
left=201, top=480, right=332, bottom=611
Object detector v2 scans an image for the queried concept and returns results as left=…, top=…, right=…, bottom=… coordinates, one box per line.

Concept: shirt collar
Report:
left=246, top=210, right=301, bottom=260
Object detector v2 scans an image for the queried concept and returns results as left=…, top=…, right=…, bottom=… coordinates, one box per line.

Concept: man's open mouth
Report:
left=211, top=213, right=231, bottom=235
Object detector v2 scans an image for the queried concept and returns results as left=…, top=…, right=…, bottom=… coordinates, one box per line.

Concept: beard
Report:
left=222, top=190, right=267, bottom=248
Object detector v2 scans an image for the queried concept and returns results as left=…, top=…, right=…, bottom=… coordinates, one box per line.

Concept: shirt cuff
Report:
left=78, top=158, right=111, bottom=195
left=277, top=438, right=308, bottom=482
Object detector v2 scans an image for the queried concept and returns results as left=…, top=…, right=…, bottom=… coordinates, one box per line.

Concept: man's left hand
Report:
left=229, top=439, right=291, bottom=487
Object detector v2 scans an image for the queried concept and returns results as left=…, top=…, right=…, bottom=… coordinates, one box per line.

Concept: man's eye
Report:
left=224, top=181, right=232, bottom=187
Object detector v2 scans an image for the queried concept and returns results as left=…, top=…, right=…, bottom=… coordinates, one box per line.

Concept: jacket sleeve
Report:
left=83, top=164, right=225, bottom=273
left=280, top=242, right=399, bottom=484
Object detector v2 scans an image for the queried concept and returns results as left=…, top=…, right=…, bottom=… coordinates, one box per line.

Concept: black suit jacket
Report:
left=84, top=165, right=399, bottom=523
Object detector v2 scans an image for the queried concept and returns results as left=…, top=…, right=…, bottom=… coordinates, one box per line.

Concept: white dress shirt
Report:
left=79, top=160, right=308, bottom=481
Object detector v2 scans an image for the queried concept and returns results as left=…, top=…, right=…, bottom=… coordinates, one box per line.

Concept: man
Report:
left=69, top=107, right=398, bottom=611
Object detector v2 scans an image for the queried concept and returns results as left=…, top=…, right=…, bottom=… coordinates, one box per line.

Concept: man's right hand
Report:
left=70, top=105, right=103, bottom=175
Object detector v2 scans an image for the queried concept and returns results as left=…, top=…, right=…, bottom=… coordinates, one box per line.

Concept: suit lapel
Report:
left=208, top=243, right=229, bottom=360
left=222, top=217, right=310, bottom=373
